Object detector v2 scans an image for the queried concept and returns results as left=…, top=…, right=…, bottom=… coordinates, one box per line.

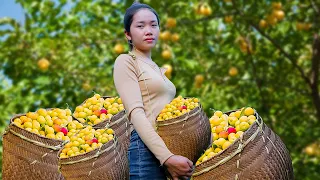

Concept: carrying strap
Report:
left=128, top=51, right=157, bottom=126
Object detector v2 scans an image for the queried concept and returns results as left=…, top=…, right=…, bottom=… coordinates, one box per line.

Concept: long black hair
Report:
left=123, top=2, right=160, bottom=50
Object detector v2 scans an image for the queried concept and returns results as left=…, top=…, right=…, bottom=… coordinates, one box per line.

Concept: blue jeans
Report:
left=128, top=130, right=167, bottom=180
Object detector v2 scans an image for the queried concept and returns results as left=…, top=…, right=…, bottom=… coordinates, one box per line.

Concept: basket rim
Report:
left=7, top=108, right=67, bottom=144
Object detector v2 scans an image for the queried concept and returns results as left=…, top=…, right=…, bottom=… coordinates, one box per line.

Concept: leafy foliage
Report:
left=1, top=0, right=320, bottom=179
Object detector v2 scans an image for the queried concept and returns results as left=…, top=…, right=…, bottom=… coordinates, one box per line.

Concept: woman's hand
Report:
left=164, top=155, right=194, bottom=180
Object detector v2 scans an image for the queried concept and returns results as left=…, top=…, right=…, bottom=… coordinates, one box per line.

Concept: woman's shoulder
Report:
left=114, top=53, right=138, bottom=73
left=115, top=53, right=135, bottom=66
left=115, top=53, right=132, bottom=61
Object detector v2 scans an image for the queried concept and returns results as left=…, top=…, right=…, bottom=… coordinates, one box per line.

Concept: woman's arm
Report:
left=113, top=54, right=174, bottom=165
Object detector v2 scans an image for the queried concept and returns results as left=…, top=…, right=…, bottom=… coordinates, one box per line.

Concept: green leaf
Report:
left=34, top=76, right=51, bottom=86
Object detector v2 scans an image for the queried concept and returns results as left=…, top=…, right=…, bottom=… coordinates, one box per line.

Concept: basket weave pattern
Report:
left=58, top=138, right=129, bottom=180
left=2, top=114, right=65, bottom=180
left=157, top=104, right=211, bottom=163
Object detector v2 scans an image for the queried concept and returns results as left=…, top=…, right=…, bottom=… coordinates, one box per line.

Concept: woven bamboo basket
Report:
left=191, top=110, right=294, bottom=180
left=93, top=108, right=131, bottom=153
left=2, top=113, right=66, bottom=180
left=73, top=96, right=131, bottom=153
left=58, top=136, right=129, bottom=180
left=156, top=102, right=211, bottom=163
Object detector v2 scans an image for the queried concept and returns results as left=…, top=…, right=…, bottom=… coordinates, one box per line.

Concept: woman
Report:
left=113, top=2, right=194, bottom=180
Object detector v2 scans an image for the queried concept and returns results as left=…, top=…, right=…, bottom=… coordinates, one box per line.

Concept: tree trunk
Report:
left=311, top=34, right=320, bottom=121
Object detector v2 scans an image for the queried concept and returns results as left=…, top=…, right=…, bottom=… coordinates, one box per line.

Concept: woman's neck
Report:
left=132, top=48, right=152, bottom=60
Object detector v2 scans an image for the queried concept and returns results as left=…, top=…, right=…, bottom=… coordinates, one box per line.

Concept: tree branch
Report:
left=179, top=11, right=238, bottom=25
left=310, top=34, right=320, bottom=121
left=311, top=34, right=320, bottom=86
left=231, top=0, right=312, bottom=88
left=250, top=23, right=312, bottom=86
left=309, top=0, right=320, bottom=17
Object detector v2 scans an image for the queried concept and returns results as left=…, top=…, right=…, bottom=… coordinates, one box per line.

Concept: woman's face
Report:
left=126, top=8, right=160, bottom=52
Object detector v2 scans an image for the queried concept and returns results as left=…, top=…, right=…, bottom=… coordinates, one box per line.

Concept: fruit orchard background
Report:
left=1, top=0, right=320, bottom=179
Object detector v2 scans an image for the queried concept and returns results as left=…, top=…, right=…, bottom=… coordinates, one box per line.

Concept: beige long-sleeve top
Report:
left=113, top=53, right=176, bottom=165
